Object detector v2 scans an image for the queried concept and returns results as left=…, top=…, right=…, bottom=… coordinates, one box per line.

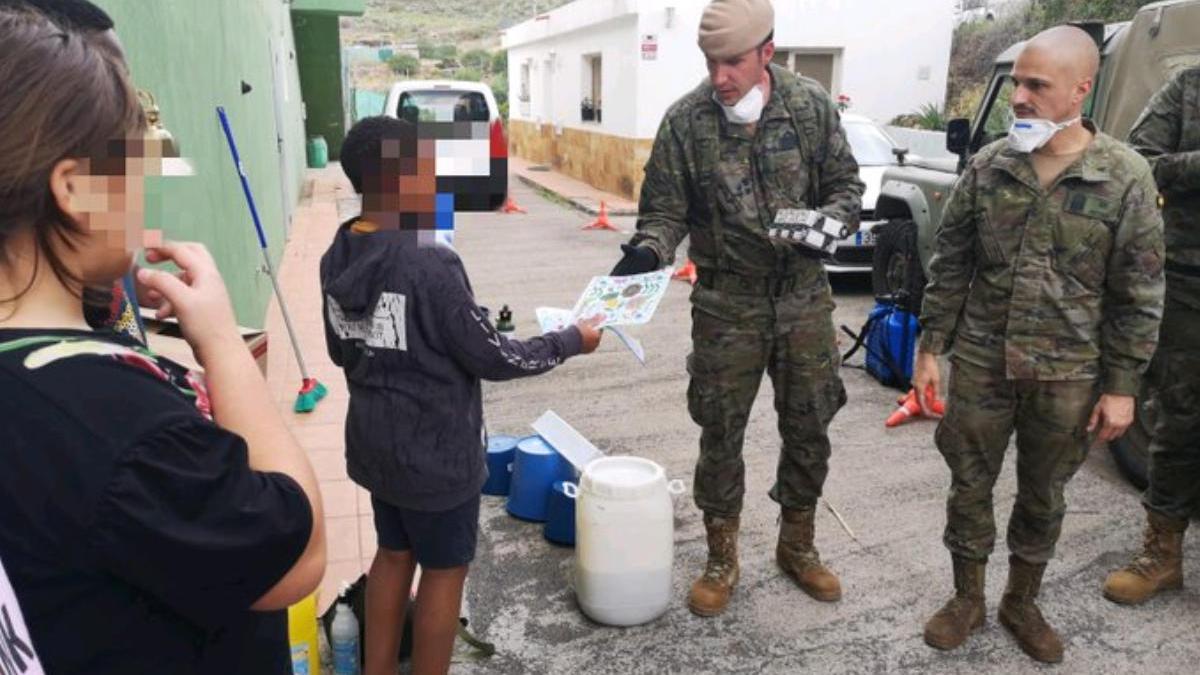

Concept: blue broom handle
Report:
left=216, top=107, right=269, bottom=251
left=215, top=106, right=311, bottom=381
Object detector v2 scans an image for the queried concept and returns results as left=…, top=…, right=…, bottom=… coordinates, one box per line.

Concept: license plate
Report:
left=856, top=230, right=876, bottom=247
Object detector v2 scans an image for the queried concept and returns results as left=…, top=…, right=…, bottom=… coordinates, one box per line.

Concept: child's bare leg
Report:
left=410, top=564, right=469, bottom=675
left=365, top=548, right=416, bottom=675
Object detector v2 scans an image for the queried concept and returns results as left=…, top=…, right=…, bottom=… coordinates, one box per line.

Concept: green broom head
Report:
left=294, top=377, right=328, bottom=413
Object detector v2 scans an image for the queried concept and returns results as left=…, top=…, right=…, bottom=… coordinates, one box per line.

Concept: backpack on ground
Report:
left=841, top=299, right=920, bottom=391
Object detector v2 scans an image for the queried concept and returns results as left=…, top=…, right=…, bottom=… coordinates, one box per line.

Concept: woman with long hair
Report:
left=0, top=6, right=325, bottom=673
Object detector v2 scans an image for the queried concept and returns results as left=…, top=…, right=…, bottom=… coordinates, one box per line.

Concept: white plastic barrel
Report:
left=566, top=456, right=685, bottom=626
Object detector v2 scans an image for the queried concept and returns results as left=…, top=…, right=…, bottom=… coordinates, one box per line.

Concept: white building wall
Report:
left=506, top=0, right=954, bottom=139
left=634, top=3, right=708, bottom=138
left=774, top=0, right=954, bottom=124
left=505, top=1, right=641, bottom=137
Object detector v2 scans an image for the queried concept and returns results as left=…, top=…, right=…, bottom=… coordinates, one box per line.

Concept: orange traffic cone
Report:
left=885, top=390, right=923, bottom=428
left=885, top=385, right=945, bottom=427
left=896, top=388, right=946, bottom=416
left=672, top=258, right=698, bottom=285
left=582, top=201, right=619, bottom=231
left=501, top=195, right=527, bottom=214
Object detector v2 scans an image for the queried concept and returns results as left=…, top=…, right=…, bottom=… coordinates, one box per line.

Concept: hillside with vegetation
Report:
left=341, top=0, right=572, bottom=47
left=340, top=0, right=573, bottom=114
left=892, top=0, right=1159, bottom=129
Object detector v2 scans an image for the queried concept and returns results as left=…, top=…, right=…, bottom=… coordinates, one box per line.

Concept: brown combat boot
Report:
left=688, top=514, right=740, bottom=617
left=923, top=556, right=987, bottom=650
left=776, top=507, right=841, bottom=602
left=998, top=556, right=1063, bottom=664
left=1103, top=507, right=1187, bottom=605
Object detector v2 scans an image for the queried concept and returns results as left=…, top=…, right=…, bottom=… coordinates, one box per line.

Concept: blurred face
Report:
left=51, top=135, right=170, bottom=284
left=1009, top=46, right=1092, bottom=122
left=707, top=41, right=774, bottom=106
left=363, top=138, right=438, bottom=229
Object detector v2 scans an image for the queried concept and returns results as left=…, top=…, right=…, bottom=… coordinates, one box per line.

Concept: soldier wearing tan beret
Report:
left=608, top=0, right=865, bottom=617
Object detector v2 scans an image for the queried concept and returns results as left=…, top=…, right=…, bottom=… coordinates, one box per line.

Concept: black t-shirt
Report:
left=0, top=328, right=312, bottom=674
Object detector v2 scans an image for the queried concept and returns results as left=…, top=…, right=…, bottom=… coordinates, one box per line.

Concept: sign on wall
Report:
left=641, top=34, right=658, bottom=61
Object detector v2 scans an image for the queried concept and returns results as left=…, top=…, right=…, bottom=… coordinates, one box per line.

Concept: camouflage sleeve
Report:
left=628, top=116, right=690, bottom=267
left=816, top=98, right=865, bottom=233
left=1128, top=69, right=1200, bottom=194
left=1100, top=167, right=1166, bottom=396
left=918, top=162, right=978, bottom=355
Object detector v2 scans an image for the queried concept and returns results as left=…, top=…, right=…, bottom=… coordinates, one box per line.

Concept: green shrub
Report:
left=387, top=53, right=420, bottom=76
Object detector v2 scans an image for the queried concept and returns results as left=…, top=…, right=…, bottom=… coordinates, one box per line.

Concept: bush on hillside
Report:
left=945, top=0, right=1160, bottom=117
left=387, top=53, right=421, bottom=76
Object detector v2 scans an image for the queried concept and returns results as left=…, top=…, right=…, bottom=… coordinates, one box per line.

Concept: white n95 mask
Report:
left=714, top=85, right=765, bottom=125
left=1006, top=116, right=1080, bottom=153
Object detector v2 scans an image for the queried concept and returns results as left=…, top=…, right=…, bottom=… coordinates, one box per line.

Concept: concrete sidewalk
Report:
left=263, top=164, right=372, bottom=612
left=509, top=155, right=639, bottom=217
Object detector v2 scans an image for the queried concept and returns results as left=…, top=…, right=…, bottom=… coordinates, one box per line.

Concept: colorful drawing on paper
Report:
left=535, top=306, right=646, bottom=365
left=535, top=307, right=574, bottom=334
left=570, top=269, right=671, bottom=328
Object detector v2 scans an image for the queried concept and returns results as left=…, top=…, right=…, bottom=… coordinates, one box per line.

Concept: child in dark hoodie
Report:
left=321, top=116, right=601, bottom=675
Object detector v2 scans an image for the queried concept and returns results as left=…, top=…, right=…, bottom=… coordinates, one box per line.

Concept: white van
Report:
left=382, top=80, right=508, bottom=211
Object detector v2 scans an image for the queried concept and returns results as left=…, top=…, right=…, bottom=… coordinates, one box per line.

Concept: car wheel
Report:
left=1109, top=379, right=1156, bottom=490
left=872, top=218, right=925, bottom=312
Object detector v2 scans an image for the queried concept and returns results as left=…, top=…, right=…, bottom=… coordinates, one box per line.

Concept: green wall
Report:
left=96, top=0, right=309, bottom=328
left=293, top=12, right=349, bottom=159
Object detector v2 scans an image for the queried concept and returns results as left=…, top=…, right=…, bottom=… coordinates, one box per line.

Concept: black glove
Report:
left=609, top=244, right=660, bottom=277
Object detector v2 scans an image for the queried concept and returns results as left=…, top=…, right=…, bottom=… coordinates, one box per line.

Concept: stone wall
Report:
left=509, top=121, right=654, bottom=201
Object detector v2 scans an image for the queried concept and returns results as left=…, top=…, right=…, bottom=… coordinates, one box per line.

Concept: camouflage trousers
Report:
left=1144, top=295, right=1200, bottom=521
left=687, top=277, right=847, bottom=518
left=935, top=359, right=1100, bottom=564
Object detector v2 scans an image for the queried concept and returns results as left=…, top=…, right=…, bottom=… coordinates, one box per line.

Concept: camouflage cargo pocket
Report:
left=975, top=209, right=1008, bottom=266
left=686, top=352, right=720, bottom=424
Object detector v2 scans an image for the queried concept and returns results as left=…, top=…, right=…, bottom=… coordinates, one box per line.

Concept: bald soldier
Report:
left=607, top=0, right=863, bottom=616
left=913, top=27, right=1164, bottom=663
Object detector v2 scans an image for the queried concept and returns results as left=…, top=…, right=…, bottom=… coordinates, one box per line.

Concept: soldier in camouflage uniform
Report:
left=608, top=0, right=863, bottom=617
left=1103, top=65, right=1200, bottom=606
left=911, top=27, right=1164, bottom=663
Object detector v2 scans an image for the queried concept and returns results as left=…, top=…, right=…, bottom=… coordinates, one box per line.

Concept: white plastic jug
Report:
left=566, top=456, right=685, bottom=626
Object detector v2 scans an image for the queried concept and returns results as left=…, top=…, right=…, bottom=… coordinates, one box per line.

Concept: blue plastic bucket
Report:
left=482, top=434, right=518, bottom=496
left=507, top=436, right=573, bottom=521
left=543, top=480, right=577, bottom=546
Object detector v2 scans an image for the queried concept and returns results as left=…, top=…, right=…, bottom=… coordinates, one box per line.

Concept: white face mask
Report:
left=714, top=85, right=765, bottom=125
left=1006, top=116, right=1080, bottom=153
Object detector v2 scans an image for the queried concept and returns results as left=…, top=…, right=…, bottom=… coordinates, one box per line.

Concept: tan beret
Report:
left=698, top=0, right=775, bottom=59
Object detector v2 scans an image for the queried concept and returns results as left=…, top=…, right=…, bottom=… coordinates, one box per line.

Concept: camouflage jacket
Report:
left=629, top=64, right=863, bottom=279
left=919, top=129, right=1165, bottom=395
left=1129, top=65, right=1200, bottom=309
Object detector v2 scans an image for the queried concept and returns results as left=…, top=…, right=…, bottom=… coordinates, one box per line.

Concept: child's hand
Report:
left=136, top=242, right=242, bottom=366
left=576, top=319, right=603, bottom=354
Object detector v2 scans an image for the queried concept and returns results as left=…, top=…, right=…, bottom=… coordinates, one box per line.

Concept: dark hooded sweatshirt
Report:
left=320, top=219, right=583, bottom=511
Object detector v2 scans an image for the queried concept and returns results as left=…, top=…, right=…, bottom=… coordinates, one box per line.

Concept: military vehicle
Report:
left=872, top=0, right=1200, bottom=488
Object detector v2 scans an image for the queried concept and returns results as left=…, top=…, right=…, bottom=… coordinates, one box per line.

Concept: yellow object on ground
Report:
left=288, top=592, right=320, bottom=675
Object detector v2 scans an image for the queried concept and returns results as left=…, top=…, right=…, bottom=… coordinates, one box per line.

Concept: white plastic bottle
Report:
left=330, top=591, right=360, bottom=675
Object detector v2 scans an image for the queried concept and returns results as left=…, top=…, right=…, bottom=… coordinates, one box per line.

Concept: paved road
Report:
left=445, top=178, right=1199, bottom=674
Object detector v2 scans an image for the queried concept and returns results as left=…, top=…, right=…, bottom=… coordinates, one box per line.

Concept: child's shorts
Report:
left=371, top=494, right=480, bottom=569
